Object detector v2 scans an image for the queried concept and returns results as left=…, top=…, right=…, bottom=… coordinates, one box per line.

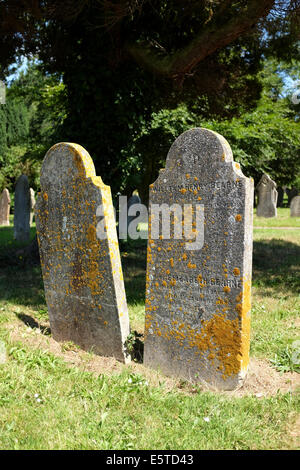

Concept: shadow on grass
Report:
left=15, top=312, right=51, bottom=336
left=1, top=233, right=299, bottom=314
left=253, top=239, right=300, bottom=292
left=0, top=225, right=36, bottom=250
left=0, top=264, right=45, bottom=307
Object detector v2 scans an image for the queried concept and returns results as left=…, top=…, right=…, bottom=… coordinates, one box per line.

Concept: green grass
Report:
left=0, top=224, right=299, bottom=449
left=253, top=207, right=300, bottom=227
left=0, top=345, right=298, bottom=450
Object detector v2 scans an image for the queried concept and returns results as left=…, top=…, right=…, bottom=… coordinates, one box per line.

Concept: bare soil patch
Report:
left=6, top=315, right=300, bottom=398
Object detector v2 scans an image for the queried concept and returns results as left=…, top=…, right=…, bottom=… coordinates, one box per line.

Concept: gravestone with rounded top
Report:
left=14, top=175, right=30, bottom=242
left=35, top=143, right=130, bottom=362
left=256, top=174, right=277, bottom=218
left=0, top=188, right=11, bottom=226
left=144, top=128, right=254, bottom=390
left=290, top=196, right=300, bottom=217
left=287, top=187, right=298, bottom=207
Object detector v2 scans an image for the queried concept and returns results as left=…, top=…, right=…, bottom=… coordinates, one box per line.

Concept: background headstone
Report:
left=14, top=175, right=30, bottom=242
left=144, top=128, right=254, bottom=390
left=256, top=174, right=277, bottom=218
left=0, top=189, right=11, bottom=226
left=287, top=187, right=298, bottom=207
left=30, top=188, right=36, bottom=225
left=290, top=196, right=300, bottom=217
left=35, top=143, right=130, bottom=362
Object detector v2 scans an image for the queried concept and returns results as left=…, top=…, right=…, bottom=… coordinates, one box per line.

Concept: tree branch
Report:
left=126, top=0, right=275, bottom=81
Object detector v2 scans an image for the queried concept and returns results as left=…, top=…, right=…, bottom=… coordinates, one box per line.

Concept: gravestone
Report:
left=144, top=128, right=254, bottom=390
left=290, top=196, right=300, bottom=217
left=256, top=174, right=277, bottom=218
left=30, top=188, right=36, bottom=225
left=0, top=189, right=11, bottom=226
left=287, top=187, right=298, bottom=207
left=35, top=143, right=130, bottom=362
left=14, top=175, right=30, bottom=242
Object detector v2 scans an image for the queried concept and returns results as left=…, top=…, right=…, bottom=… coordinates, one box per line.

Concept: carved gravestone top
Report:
left=290, top=196, right=300, bottom=217
left=14, top=175, right=30, bottom=242
left=256, top=174, right=277, bottom=218
left=144, top=128, right=254, bottom=390
left=35, top=143, right=130, bottom=362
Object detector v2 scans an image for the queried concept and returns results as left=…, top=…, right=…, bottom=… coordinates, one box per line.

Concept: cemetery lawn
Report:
left=0, top=225, right=299, bottom=450
left=253, top=207, right=300, bottom=227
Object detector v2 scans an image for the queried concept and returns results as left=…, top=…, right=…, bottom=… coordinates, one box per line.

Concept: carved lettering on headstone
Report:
left=144, top=128, right=254, bottom=390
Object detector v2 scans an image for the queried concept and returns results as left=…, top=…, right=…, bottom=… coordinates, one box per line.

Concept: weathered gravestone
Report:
left=144, top=128, right=254, bottom=390
left=30, top=188, right=36, bottom=225
left=0, top=189, right=11, bottom=226
left=35, top=143, right=130, bottom=362
left=14, top=175, right=30, bottom=242
left=256, top=174, right=277, bottom=218
left=290, top=196, right=300, bottom=217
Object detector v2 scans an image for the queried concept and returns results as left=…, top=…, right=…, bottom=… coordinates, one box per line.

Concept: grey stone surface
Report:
left=256, top=174, right=277, bottom=218
left=30, top=188, right=36, bottom=225
left=290, top=196, right=300, bottom=217
left=14, top=175, right=30, bottom=242
left=35, top=143, right=130, bottom=362
left=0, top=188, right=11, bottom=226
left=144, top=128, right=254, bottom=391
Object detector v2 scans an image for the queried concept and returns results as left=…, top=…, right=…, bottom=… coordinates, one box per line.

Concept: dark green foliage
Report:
left=0, top=101, right=30, bottom=192
left=0, top=101, right=29, bottom=149
left=0, top=63, right=67, bottom=194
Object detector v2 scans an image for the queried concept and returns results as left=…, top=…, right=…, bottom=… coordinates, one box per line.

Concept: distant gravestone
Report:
left=35, top=143, right=130, bottom=362
left=0, top=189, right=11, bottom=226
left=29, top=188, right=36, bottom=225
left=287, top=187, right=298, bottom=207
left=290, top=196, right=300, bottom=217
left=14, top=175, right=30, bottom=242
left=256, top=174, right=277, bottom=218
left=144, top=128, right=254, bottom=390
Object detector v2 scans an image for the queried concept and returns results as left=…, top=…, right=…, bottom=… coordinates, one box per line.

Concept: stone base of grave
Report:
left=144, top=336, right=247, bottom=391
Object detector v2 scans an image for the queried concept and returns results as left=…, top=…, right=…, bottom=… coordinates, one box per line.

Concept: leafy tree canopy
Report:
left=0, top=1, right=299, bottom=200
left=0, top=62, right=66, bottom=194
